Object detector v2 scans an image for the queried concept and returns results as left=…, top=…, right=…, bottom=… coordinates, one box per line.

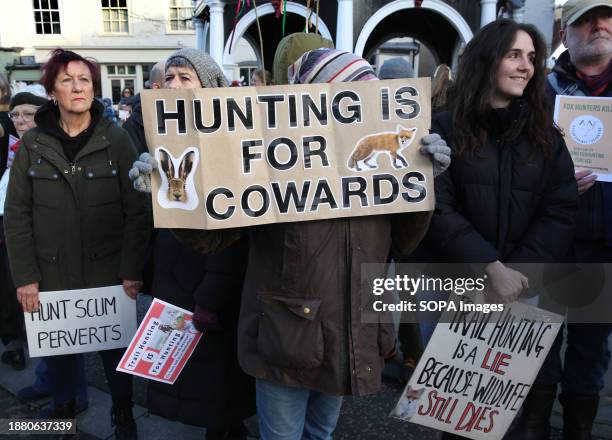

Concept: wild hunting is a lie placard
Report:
left=141, top=78, right=433, bottom=230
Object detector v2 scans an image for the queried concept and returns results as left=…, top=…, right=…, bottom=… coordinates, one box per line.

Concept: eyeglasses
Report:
left=9, top=111, right=36, bottom=121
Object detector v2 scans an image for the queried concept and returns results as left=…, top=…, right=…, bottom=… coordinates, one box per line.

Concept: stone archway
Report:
left=223, top=1, right=333, bottom=70
left=354, top=0, right=473, bottom=63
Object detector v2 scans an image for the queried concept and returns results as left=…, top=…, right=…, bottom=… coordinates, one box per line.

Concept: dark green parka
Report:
left=4, top=101, right=150, bottom=291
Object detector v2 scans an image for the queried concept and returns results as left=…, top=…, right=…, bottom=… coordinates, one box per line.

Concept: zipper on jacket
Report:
left=345, top=221, right=356, bottom=392
left=70, top=163, right=76, bottom=175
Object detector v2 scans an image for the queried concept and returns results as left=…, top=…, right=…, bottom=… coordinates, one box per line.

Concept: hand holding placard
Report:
left=485, top=262, right=528, bottom=304
left=16, top=282, right=40, bottom=313
left=575, top=169, right=597, bottom=195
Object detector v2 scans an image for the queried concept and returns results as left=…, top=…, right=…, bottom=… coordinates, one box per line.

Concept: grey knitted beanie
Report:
left=378, top=57, right=414, bottom=80
left=165, top=48, right=228, bottom=88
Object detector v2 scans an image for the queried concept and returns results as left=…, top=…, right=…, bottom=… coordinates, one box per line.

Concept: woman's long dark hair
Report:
left=447, top=19, right=554, bottom=157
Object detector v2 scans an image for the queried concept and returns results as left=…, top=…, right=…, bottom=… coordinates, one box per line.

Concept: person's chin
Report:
left=588, top=39, right=612, bottom=53
left=510, top=84, right=527, bottom=97
left=71, top=103, right=91, bottom=113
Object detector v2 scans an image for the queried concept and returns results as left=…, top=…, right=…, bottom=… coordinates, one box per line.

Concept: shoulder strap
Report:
left=547, top=72, right=586, bottom=96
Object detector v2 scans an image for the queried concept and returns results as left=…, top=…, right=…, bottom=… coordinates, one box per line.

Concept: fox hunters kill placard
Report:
left=141, top=78, right=433, bottom=229
left=390, top=301, right=563, bottom=440
left=24, top=286, right=137, bottom=357
left=554, top=95, right=612, bottom=182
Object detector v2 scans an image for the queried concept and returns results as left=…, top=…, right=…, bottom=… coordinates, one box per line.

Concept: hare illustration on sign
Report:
left=156, top=147, right=200, bottom=211
left=348, top=125, right=418, bottom=171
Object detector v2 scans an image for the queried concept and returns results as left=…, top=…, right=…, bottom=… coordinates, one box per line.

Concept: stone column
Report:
left=513, top=6, right=525, bottom=23
left=480, top=0, right=497, bottom=27
left=336, top=0, right=354, bottom=52
left=194, top=17, right=205, bottom=51
left=206, top=0, right=225, bottom=66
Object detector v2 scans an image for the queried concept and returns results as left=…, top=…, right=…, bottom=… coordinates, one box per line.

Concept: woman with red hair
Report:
left=4, top=49, right=149, bottom=439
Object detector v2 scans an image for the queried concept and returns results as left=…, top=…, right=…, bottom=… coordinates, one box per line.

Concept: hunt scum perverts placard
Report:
left=141, top=79, right=434, bottom=230
left=24, top=286, right=137, bottom=357
left=390, top=300, right=563, bottom=440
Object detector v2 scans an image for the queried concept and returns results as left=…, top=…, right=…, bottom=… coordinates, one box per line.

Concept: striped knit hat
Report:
left=289, top=49, right=377, bottom=84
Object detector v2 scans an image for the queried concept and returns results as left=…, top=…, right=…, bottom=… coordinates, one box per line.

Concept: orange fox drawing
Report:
left=347, top=125, right=418, bottom=171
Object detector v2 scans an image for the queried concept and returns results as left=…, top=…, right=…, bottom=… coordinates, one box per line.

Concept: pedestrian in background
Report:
left=123, top=61, right=165, bottom=155
left=119, top=86, right=134, bottom=105
left=250, top=69, right=272, bottom=86
left=0, top=85, right=48, bottom=371
left=431, top=64, right=453, bottom=111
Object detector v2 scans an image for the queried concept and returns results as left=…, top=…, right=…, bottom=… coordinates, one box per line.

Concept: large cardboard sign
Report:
left=391, top=300, right=563, bottom=440
left=554, top=95, right=612, bottom=182
left=116, top=299, right=202, bottom=384
left=24, top=286, right=136, bottom=357
left=141, top=79, right=433, bottom=230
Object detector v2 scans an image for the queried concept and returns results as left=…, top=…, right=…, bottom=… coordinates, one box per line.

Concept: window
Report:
left=107, top=64, right=136, bottom=76
left=241, top=67, right=258, bottom=86
left=107, top=64, right=137, bottom=104
left=169, top=0, right=194, bottom=32
left=101, top=0, right=129, bottom=33
left=33, top=0, right=61, bottom=35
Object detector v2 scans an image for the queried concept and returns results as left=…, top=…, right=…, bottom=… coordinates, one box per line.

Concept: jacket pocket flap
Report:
left=89, top=242, right=122, bottom=260
left=266, top=296, right=321, bottom=321
left=85, top=164, right=119, bottom=179
left=256, top=295, right=324, bottom=369
left=36, top=248, right=58, bottom=263
left=28, top=164, right=60, bottom=180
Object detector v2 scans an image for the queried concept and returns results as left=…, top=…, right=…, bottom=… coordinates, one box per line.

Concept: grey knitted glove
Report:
left=128, top=152, right=158, bottom=193
left=420, top=133, right=451, bottom=177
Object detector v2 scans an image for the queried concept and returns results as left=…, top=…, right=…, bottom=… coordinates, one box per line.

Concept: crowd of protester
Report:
left=0, top=1, right=611, bottom=439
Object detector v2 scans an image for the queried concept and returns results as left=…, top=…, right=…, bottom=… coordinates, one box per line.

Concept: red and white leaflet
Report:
left=116, top=298, right=202, bottom=384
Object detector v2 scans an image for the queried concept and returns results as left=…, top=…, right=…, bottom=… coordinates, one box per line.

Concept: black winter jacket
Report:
left=121, top=94, right=148, bottom=155
left=4, top=100, right=150, bottom=290
left=0, top=111, right=16, bottom=170
left=427, top=105, right=578, bottom=263
left=146, top=230, right=255, bottom=429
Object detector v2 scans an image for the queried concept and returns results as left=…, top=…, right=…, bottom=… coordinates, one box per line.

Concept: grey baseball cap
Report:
left=562, top=0, right=612, bottom=27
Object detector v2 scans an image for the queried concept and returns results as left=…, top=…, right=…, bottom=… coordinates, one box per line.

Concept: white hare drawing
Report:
left=156, top=147, right=200, bottom=211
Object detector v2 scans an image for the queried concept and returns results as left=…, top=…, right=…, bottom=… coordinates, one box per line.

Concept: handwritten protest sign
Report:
left=24, top=286, right=136, bottom=357
left=116, top=298, right=202, bottom=384
left=391, top=300, right=563, bottom=440
left=141, top=79, right=433, bottom=230
left=554, top=95, right=612, bottom=182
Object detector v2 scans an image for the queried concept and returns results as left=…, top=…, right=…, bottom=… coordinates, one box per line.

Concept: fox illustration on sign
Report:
left=347, top=125, right=418, bottom=171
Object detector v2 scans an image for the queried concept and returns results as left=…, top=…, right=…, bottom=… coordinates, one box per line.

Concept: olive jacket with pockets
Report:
left=175, top=209, right=432, bottom=397
left=4, top=110, right=150, bottom=292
